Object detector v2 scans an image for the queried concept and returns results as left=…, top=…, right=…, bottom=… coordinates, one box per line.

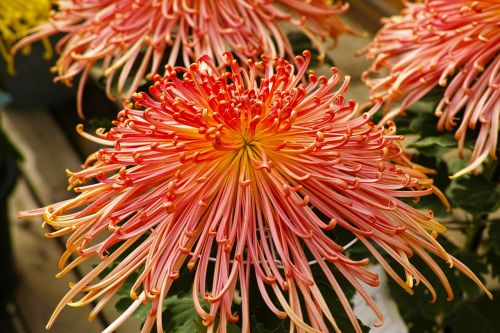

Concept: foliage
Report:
left=380, top=89, right=500, bottom=333
left=288, top=31, right=336, bottom=68
left=111, top=261, right=369, bottom=332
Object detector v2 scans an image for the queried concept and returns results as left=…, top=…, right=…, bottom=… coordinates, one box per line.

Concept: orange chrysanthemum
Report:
left=22, top=53, right=490, bottom=333
left=13, top=0, right=351, bottom=117
left=363, top=0, right=499, bottom=178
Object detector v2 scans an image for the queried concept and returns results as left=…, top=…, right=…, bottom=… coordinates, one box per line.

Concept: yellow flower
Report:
left=0, top=0, right=52, bottom=74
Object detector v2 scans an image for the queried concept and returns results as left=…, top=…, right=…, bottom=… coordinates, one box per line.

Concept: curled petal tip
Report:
left=23, top=33, right=493, bottom=332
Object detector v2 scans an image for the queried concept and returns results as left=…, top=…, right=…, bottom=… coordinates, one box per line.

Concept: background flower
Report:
left=362, top=0, right=499, bottom=178
left=21, top=52, right=490, bottom=333
left=13, top=0, right=351, bottom=117
left=0, top=0, right=52, bottom=74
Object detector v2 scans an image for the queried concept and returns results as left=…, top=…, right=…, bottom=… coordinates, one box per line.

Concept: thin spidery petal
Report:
left=21, top=51, right=491, bottom=333
left=362, top=0, right=499, bottom=178
left=12, top=0, right=352, bottom=117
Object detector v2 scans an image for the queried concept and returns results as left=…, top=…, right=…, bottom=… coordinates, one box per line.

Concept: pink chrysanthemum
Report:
left=13, top=0, right=351, bottom=117
left=362, top=0, right=499, bottom=178
left=22, top=53, right=490, bottom=333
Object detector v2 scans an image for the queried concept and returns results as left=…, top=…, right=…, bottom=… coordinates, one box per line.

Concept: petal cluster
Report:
left=0, top=0, right=52, bottom=74
left=13, top=0, right=350, bottom=116
left=363, top=0, right=499, bottom=177
left=22, top=53, right=490, bottom=333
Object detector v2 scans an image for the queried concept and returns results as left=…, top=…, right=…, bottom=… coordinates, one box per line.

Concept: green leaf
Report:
left=405, top=91, right=444, bottom=136
left=116, top=292, right=240, bottom=332
left=447, top=295, right=499, bottom=333
left=248, top=276, right=289, bottom=333
left=401, top=154, right=451, bottom=218
left=412, top=194, right=451, bottom=218
left=251, top=321, right=286, bottom=333
left=112, top=262, right=196, bottom=321
left=487, top=221, right=500, bottom=252
left=486, top=249, right=500, bottom=279
left=246, top=262, right=368, bottom=333
left=386, top=235, right=490, bottom=333
left=288, top=31, right=335, bottom=68
left=446, top=173, right=500, bottom=214
left=485, top=221, right=500, bottom=278
left=115, top=296, right=152, bottom=320
left=444, top=157, right=469, bottom=176
left=406, top=91, right=443, bottom=114
left=166, top=265, right=196, bottom=297
left=162, top=295, right=240, bottom=333
left=449, top=304, right=493, bottom=333
left=87, top=117, right=114, bottom=132
left=113, top=268, right=153, bottom=319
left=227, top=324, right=241, bottom=333
left=411, top=135, right=457, bottom=148
left=311, top=265, right=370, bottom=333
left=162, top=295, right=204, bottom=333
left=453, top=249, right=488, bottom=297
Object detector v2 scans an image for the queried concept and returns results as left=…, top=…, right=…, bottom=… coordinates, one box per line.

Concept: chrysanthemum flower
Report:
left=22, top=52, right=490, bottom=333
left=13, top=0, right=351, bottom=117
left=362, top=0, right=499, bottom=178
left=0, top=0, right=52, bottom=74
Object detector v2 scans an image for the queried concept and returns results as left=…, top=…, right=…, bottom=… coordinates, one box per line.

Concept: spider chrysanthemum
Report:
left=13, top=0, right=351, bottom=117
left=362, top=0, right=499, bottom=178
left=22, top=52, right=491, bottom=333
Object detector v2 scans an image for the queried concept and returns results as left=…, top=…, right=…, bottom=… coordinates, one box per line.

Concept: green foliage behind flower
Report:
left=379, top=89, right=500, bottom=333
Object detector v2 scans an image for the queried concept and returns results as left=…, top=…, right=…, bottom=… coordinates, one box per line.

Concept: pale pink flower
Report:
left=363, top=0, right=499, bottom=178
left=13, top=0, right=351, bottom=117
left=22, top=53, right=490, bottom=333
